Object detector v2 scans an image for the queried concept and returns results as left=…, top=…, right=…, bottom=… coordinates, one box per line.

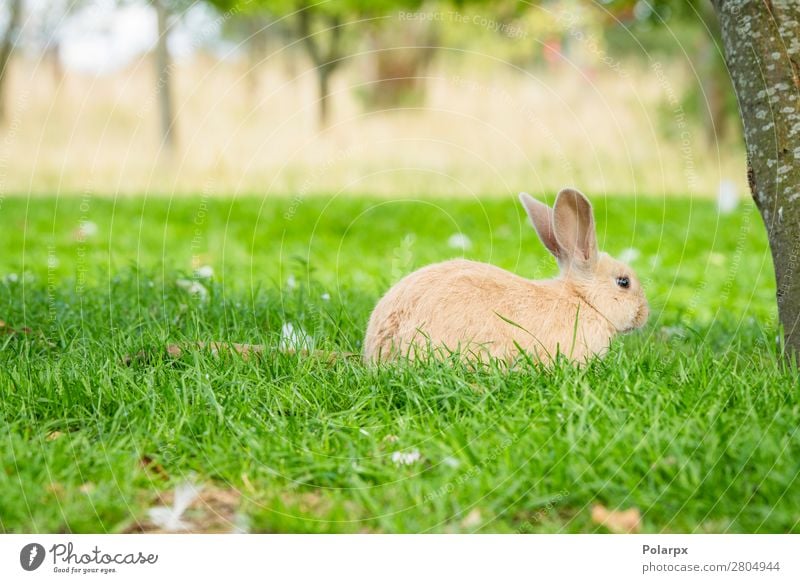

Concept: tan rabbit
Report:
left=363, top=188, right=649, bottom=365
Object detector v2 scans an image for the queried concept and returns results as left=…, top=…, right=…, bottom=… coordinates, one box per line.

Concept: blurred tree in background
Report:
left=219, top=11, right=295, bottom=96
left=211, top=0, right=431, bottom=128
left=0, top=0, right=21, bottom=124
left=602, top=0, right=737, bottom=145
left=25, top=0, right=82, bottom=84
left=150, top=0, right=197, bottom=154
left=356, top=7, right=438, bottom=110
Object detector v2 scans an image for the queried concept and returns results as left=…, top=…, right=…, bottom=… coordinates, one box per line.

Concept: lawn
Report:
left=0, top=193, right=798, bottom=533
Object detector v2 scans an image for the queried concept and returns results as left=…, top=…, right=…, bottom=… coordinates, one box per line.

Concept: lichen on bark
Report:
left=713, top=0, right=800, bottom=359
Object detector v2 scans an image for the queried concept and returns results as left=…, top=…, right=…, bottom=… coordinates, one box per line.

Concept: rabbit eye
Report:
left=616, top=276, right=630, bottom=289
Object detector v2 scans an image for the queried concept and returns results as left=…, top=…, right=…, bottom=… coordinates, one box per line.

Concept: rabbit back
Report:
left=363, top=259, right=613, bottom=364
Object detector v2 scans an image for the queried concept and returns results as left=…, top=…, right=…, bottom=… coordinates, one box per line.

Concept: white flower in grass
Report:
left=448, top=233, right=472, bottom=251
left=442, top=456, right=460, bottom=469
left=147, top=481, right=199, bottom=531
left=176, top=279, right=208, bottom=302
left=392, top=449, right=421, bottom=466
left=280, top=322, right=314, bottom=351
left=321, top=293, right=331, bottom=301
left=660, top=326, right=687, bottom=339
left=3, top=273, right=18, bottom=283
left=286, top=275, right=297, bottom=289
left=79, top=220, right=99, bottom=237
left=194, top=265, right=214, bottom=279
left=231, top=512, right=250, bottom=534
left=618, top=247, right=640, bottom=263
left=717, top=179, right=739, bottom=214
left=708, top=252, right=726, bottom=266
left=460, top=508, right=482, bottom=529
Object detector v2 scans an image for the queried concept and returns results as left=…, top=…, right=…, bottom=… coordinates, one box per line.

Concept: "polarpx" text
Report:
left=643, top=544, right=688, bottom=557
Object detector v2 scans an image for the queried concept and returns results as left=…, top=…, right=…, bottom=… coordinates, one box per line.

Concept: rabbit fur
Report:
left=363, top=188, right=649, bottom=365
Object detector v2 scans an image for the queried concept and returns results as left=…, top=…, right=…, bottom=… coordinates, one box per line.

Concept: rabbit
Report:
left=363, top=188, right=649, bottom=365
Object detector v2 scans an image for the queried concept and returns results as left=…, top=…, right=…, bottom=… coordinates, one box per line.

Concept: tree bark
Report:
left=154, top=0, right=176, bottom=153
left=0, top=0, right=23, bottom=125
left=317, top=63, right=332, bottom=128
left=45, top=43, right=63, bottom=85
left=713, top=0, right=800, bottom=359
left=698, top=1, right=730, bottom=145
left=297, top=7, right=342, bottom=130
left=699, top=35, right=727, bottom=144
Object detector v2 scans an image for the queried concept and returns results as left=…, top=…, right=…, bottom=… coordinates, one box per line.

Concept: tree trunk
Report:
left=362, top=16, right=439, bottom=109
left=297, top=7, right=342, bottom=130
left=0, top=0, right=23, bottom=125
left=712, top=0, right=800, bottom=359
left=45, top=43, right=63, bottom=86
left=317, top=64, right=331, bottom=128
left=698, top=1, right=729, bottom=145
left=244, top=16, right=268, bottom=98
left=154, top=0, right=176, bottom=153
left=699, top=35, right=727, bottom=144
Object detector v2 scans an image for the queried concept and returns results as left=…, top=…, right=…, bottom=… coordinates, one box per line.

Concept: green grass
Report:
left=1, top=194, right=798, bottom=533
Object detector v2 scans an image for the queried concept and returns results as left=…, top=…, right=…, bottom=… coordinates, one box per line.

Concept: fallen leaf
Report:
left=460, top=508, right=482, bottom=529
left=0, top=320, right=18, bottom=335
left=279, top=491, right=331, bottom=515
left=46, top=482, right=65, bottom=497
left=46, top=431, right=64, bottom=441
left=166, top=344, right=183, bottom=358
left=139, top=455, right=169, bottom=480
left=240, top=473, right=256, bottom=495
left=146, top=481, right=199, bottom=531
left=132, top=483, right=242, bottom=533
left=591, top=504, right=641, bottom=533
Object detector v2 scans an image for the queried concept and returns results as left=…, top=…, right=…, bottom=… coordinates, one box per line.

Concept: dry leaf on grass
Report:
left=139, top=455, right=170, bottom=480
left=591, top=504, right=641, bottom=533
left=0, top=320, right=35, bottom=336
left=124, top=342, right=356, bottom=366
left=279, top=491, right=333, bottom=515
left=46, top=482, right=65, bottom=498
left=460, top=508, right=483, bottom=529
left=146, top=481, right=199, bottom=531
left=132, top=483, right=243, bottom=534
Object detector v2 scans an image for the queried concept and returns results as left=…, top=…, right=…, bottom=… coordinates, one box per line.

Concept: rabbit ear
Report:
left=553, top=188, right=598, bottom=267
left=519, top=192, right=561, bottom=258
